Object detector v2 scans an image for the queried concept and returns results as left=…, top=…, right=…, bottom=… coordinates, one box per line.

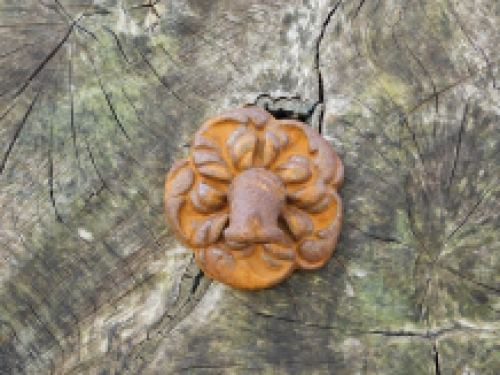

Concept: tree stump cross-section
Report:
left=0, top=1, right=499, bottom=374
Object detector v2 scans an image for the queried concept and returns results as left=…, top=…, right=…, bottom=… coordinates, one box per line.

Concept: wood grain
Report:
left=0, top=0, right=498, bottom=373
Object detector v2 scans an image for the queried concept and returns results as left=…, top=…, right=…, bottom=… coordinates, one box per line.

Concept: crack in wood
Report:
left=122, top=258, right=211, bottom=374
left=315, top=0, right=342, bottom=134
left=433, top=342, right=441, bottom=375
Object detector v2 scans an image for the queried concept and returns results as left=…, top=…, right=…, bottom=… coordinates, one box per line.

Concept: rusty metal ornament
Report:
left=164, top=107, right=343, bottom=289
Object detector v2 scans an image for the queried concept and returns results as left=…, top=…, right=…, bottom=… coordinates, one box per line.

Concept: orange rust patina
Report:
left=164, top=107, right=344, bottom=289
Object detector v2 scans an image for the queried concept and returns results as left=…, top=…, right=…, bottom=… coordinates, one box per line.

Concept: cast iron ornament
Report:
left=164, top=107, right=343, bottom=289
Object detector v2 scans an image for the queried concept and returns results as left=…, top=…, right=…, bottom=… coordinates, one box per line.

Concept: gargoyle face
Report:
left=164, top=107, right=343, bottom=289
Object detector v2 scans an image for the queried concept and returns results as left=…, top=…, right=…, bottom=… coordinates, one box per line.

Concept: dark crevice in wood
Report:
left=47, top=66, right=67, bottom=224
left=102, top=25, right=131, bottom=64
left=404, top=177, right=426, bottom=251
left=369, top=324, right=499, bottom=340
left=433, top=342, right=441, bottom=375
left=190, top=269, right=204, bottom=294
left=123, top=259, right=211, bottom=373
left=54, top=1, right=102, bottom=42
left=48, top=98, right=64, bottom=223
left=0, top=22, right=73, bottom=102
left=402, top=109, right=427, bottom=174
left=405, top=45, right=439, bottom=113
left=368, top=330, right=422, bottom=338
left=0, top=78, right=46, bottom=174
left=267, top=104, right=316, bottom=123
left=346, top=222, right=402, bottom=244
left=407, top=73, right=475, bottom=117
left=248, top=309, right=499, bottom=341
left=252, top=94, right=320, bottom=124
left=137, top=48, right=192, bottom=109
left=338, top=117, right=403, bottom=174
left=315, top=0, right=342, bottom=134
left=231, top=293, right=327, bottom=328
left=0, top=42, right=37, bottom=60
left=387, top=3, right=440, bottom=114
left=0, top=22, right=64, bottom=29
left=317, top=73, right=324, bottom=134
left=83, top=141, right=110, bottom=191
left=353, top=0, right=367, bottom=19
left=68, top=48, right=81, bottom=172
left=441, top=265, right=500, bottom=295
left=178, top=364, right=241, bottom=373
left=446, top=186, right=490, bottom=241
left=89, top=60, right=132, bottom=142
left=130, top=0, right=161, bottom=14
left=253, top=310, right=305, bottom=325
left=447, top=102, right=469, bottom=192
left=346, top=95, right=402, bottom=147
left=83, top=185, right=108, bottom=207
left=101, top=26, right=178, bottom=140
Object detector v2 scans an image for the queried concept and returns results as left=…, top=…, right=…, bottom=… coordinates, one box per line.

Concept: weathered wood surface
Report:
left=0, top=0, right=499, bottom=374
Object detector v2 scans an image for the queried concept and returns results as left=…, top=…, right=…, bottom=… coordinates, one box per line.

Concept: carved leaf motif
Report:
left=197, top=181, right=226, bottom=208
left=247, top=108, right=270, bottom=129
left=189, top=181, right=226, bottom=213
left=231, top=131, right=257, bottom=170
left=305, top=189, right=342, bottom=214
left=273, top=128, right=289, bottom=148
left=262, top=131, right=280, bottom=167
left=263, top=243, right=295, bottom=260
left=307, top=193, right=331, bottom=214
left=232, top=245, right=255, bottom=258
left=198, top=164, right=233, bottom=181
left=241, top=154, right=253, bottom=170
left=193, top=135, right=221, bottom=152
left=192, top=213, right=229, bottom=246
left=193, top=150, right=225, bottom=166
left=197, top=246, right=235, bottom=272
left=317, top=192, right=342, bottom=238
left=318, top=217, right=341, bottom=239
left=261, top=251, right=282, bottom=267
left=225, top=239, right=249, bottom=250
left=165, top=197, right=189, bottom=242
left=208, top=213, right=230, bottom=243
left=193, top=148, right=232, bottom=181
left=288, top=183, right=327, bottom=208
left=331, top=153, right=344, bottom=187
left=281, top=206, right=313, bottom=240
left=190, top=188, right=208, bottom=213
left=226, top=125, right=247, bottom=148
left=298, top=239, right=329, bottom=264
left=169, top=166, right=194, bottom=197
left=289, top=155, right=310, bottom=165
left=276, top=155, right=312, bottom=184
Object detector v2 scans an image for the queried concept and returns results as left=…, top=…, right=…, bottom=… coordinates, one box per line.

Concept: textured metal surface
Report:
left=164, top=107, right=343, bottom=289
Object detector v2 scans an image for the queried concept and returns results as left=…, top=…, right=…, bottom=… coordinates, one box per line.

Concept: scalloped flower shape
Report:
left=164, top=107, right=343, bottom=289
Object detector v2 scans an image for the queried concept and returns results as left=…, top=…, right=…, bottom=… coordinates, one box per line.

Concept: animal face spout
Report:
left=224, top=168, right=286, bottom=245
